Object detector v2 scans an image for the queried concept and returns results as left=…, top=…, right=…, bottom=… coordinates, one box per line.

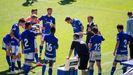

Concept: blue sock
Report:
left=48, top=67, right=52, bottom=75
left=74, top=49, right=77, bottom=56
left=40, top=45, right=43, bottom=54
left=42, top=64, right=46, bottom=75
left=11, top=59, right=15, bottom=71
left=98, top=70, right=102, bottom=75
left=110, top=66, right=116, bottom=75
left=89, top=68, right=94, bottom=75
left=17, top=59, right=21, bottom=69
left=6, top=55, right=11, bottom=67
left=122, top=66, right=127, bottom=73
left=23, top=64, right=31, bottom=75
left=35, top=53, right=39, bottom=63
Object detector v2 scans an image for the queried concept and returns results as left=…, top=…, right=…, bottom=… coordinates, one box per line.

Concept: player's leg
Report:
left=79, top=55, right=89, bottom=75
left=42, top=60, right=47, bottom=75
left=10, top=46, right=17, bottom=74
left=110, top=61, right=117, bottom=75
left=96, top=61, right=102, bottom=75
left=16, top=46, right=21, bottom=70
left=34, top=40, right=39, bottom=63
left=39, top=35, right=44, bottom=59
left=88, top=62, right=94, bottom=75
left=6, top=48, right=11, bottom=71
left=23, top=53, right=34, bottom=75
left=88, top=51, right=95, bottom=75
left=121, top=55, right=128, bottom=73
left=48, top=61, right=54, bottom=75
left=95, top=52, right=102, bottom=75
left=2, top=41, right=11, bottom=70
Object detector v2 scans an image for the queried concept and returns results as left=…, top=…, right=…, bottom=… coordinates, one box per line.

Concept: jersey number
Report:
left=94, top=43, right=101, bottom=51
left=24, top=39, right=29, bottom=47
left=46, top=43, right=52, bottom=52
left=124, top=40, right=127, bottom=48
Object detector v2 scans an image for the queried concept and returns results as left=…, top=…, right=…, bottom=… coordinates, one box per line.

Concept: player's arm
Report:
left=113, top=41, right=119, bottom=56
left=67, top=49, right=73, bottom=59
left=67, top=41, right=75, bottom=59
left=10, top=31, right=19, bottom=42
left=88, top=43, right=92, bottom=49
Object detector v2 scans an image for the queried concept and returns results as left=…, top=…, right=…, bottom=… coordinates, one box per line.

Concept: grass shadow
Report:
left=22, top=0, right=38, bottom=7
left=0, top=65, right=38, bottom=75
left=58, top=0, right=77, bottom=5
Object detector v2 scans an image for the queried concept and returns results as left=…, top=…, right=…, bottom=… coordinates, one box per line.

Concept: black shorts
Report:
left=78, top=55, right=89, bottom=70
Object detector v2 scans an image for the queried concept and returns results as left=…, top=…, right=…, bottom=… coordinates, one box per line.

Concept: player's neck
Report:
left=47, top=14, right=51, bottom=17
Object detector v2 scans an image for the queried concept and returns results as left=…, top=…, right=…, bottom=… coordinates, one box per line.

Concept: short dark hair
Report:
left=117, top=24, right=123, bottom=30
left=18, top=18, right=26, bottom=23
left=47, top=8, right=52, bottom=11
left=51, top=27, right=56, bottom=34
left=73, top=34, right=80, bottom=40
left=92, top=27, right=98, bottom=34
left=127, top=12, right=132, bottom=16
left=65, top=17, right=71, bottom=21
left=25, top=22, right=31, bottom=29
left=88, top=16, right=94, bottom=20
left=31, top=9, right=37, bottom=13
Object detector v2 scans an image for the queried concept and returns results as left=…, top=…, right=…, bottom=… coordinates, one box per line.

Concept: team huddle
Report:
left=2, top=7, right=132, bottom=75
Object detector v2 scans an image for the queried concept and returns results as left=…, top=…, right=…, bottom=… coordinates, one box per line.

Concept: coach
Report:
left=126, top=12, right=133, bottom=59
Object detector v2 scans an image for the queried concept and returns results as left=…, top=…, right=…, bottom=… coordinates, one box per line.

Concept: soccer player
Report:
left=39, top=8, right=56, bottom=59
left=126, top=12, right=133, bottom=59
left=88, top=27, right=104, bottom=75
left=30, top=15, right=43, bottom=65
left=21, top=22, right=41, bottom=75
left=65, top=17, right=84, bottom=56
left=41, top=27, right=58, bottom=75
left=26, top=9, right=38, bottom=22
left=86, top=16, right=97, bottom=45
left=2, top=34, right=12, bottom=71
left=67, top=34, right=89, bottom=75
left=10, top=18, right=26, bottom=74
left=110, top=24, right=130, bottom=75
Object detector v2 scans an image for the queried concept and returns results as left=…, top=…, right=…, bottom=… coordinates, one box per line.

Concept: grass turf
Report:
left=0, top=0, right=133, bottom=75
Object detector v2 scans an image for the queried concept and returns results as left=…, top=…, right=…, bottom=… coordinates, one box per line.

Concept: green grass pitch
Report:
left=0, top=0, right=133, bottom=75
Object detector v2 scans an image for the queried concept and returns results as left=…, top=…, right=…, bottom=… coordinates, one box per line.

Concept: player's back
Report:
left=44, top=34, right=58, bottom=58
left=90, top=35, right=104, bottom=51
left=11, top=23, right=20, bottom=39
left=72, top=40, right=89, bottom=57
left=3, top=34, right=12, bottom=44
left=21, top=30, right=36, bottom=53
left=71, top=19, right=82, bottom=33
left=117, top=32, right=129, bottom=54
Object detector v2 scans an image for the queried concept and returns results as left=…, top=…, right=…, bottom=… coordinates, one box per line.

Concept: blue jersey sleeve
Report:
left=11, top=25, right=16, bottom=32
left=30, top=31, right=38, bottom=36
left=39, top=16, right=44, bottom=21
left=101, top=35, right=105, bottom=41
left=117, top=34, right=120, bottom=41
left=53, top=17, right=55, bottom=25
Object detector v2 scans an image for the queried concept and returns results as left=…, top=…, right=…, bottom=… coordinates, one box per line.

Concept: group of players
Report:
left=2, top=7, right=131, bottom=75
left=2, top=8, right=58, bottom=75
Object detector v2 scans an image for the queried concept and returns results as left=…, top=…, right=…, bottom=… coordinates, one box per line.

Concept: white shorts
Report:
left=34, top=39, right=37, bottom=49
left=89, top=51, right=101, bottom=62
left=114, top=54, right=128, bottom=62
left=12, top=46, right=20, bottom=55
left=2, top=41, right=8, bottom=50
left=44, top=55, right=56, bottom=63
left=24, top=52, right=35, bottom=62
